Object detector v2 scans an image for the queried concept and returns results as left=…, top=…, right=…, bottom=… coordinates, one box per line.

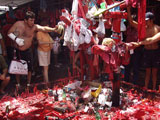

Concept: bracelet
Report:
left=15, top=37, right=17, bottom=41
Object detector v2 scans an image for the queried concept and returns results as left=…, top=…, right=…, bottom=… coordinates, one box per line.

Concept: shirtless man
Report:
left=143, top=12, right=160, bottom=90
left=8, top=11, right=57, bottom=88
left=128, top=8, right=160, bottom=90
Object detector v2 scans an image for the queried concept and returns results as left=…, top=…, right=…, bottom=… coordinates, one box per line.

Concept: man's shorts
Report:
left=16, top=48, right=33, bottom=72
left=143, top=49, right=160, bottom=68
left=38, top=50, right=51, bottom=66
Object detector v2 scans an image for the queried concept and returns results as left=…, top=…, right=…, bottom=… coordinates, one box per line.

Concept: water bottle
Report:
left=95, top=110, right=101, bottom=120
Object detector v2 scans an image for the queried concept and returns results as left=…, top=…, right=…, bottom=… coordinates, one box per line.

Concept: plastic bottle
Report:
left=95, top=110, right=101, bottom=120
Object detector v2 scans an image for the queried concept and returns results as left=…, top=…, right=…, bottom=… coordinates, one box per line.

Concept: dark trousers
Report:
left=124, top=47, right=143, bottom=85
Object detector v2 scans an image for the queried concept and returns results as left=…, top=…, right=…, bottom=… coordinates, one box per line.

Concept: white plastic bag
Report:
left=65, top=81, right=82, bottom=89
left=94, top=19, right=105, bottom=38
left=9, top=59, right=28, bottom=75
left=71, top=0, right=78, bottom=17
left=64, top=24, right=72, bottom=42
left=79, top=33, right=85, bottom=44
left=120, top=19, right=126, bottom=31
left=72, top=29, right=80, bottom=47
left=85, top=29, right=92, bottom=44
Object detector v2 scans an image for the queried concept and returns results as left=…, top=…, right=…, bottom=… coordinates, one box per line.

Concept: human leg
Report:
left=0, top=76, right=10, bottom=94
left=20, top=49, right=33, bottom=87
left=151, top=49, right=160, bottom=90
left=27, top=71, right=32, bottom=85
left=43, top=66, right=50, bottom=89
left=43, top=66, right=49, bottom=83
left=16, top=75, right=20, bottom=86
left=143, top=50, right=152, bottom=89
left=152, top=68, right=158, bottom=90
left=145, top=68, right=151, bottom=89
left=38, top=50, right=50, bottom=88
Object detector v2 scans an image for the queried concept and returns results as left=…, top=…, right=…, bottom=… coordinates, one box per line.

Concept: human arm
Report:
left=139, top=32, right=160, bottom=45
left=127, top=6, right=138, bottom=29
left=36, top=24, right=57, bottom=33
left=8, top=21, right=24, bottom=46
left=125, top=42, right=141, bottom=49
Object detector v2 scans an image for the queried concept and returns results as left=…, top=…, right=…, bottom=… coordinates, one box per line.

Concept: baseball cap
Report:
left=145, top=12, right=154, bottom=20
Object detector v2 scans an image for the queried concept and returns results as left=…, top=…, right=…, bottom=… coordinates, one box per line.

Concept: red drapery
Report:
left=138, top=0, right=146, bottom=41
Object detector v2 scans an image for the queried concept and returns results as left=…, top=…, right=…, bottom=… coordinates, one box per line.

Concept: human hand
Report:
left=16, top=38, right=24, bottom=46
left=125, top=42, right=140, bottom=50
left=130, top=42, right=141, bottom=47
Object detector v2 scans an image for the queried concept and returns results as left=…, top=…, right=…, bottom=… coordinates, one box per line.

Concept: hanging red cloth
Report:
left=138, top=0, right=146, bottom=41
left=56, top=9, right=59, bottom=19
left=6, top=12, right=16, bottom=23
left=50, top=12, right=56, bottom=27
left=77, top=0, right=88, bottom=20
left=125, top=0, right=139, bottom=8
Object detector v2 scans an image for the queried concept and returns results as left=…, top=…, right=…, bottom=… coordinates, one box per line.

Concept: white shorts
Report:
left=38, top=50, right=51, bottom=66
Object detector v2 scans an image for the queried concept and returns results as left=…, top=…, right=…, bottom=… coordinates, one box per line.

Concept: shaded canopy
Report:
left=0, top=0, right=33, bottom=7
